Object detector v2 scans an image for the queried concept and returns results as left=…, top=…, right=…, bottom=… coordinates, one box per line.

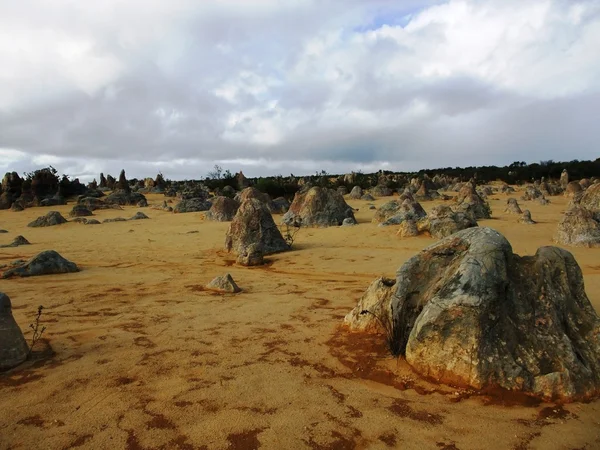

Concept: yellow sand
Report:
left=0, top=189, right=599, bottom=449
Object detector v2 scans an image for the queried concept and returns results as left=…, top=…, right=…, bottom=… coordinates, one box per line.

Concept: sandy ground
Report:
left=0, top=189, right=599, bottom=450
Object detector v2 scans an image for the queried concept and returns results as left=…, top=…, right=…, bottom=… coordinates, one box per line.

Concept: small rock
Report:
left=342, top=218, right=357, bottom=226
left=103, top=217, right=127, bottom=223
left=0, top=236, right=30, bottom=248
left=27, top=211, right=68, bottom=228
left=129, top=212, right=149, bottom=220
left=206, top=274, right=241, bottom=293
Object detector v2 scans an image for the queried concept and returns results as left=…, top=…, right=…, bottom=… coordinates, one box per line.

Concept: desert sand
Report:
left=1, top=189, right=599, bottom=449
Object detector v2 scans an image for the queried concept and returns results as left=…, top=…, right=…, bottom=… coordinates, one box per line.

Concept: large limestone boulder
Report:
left=345, top=227, right=600, bottom=401
left=225, top=199, right=289, bottom=256
left=235, top=187, right=272, bottom=209
left=0, top=293, right=29, bottom=371
left=205, top=196, right=240, bottom=221
left=282, top=186, right=356, bottom=227
left=565, top=181, right=583, bottom=198
left=174, top=198, right=211, bottom=213
left=27, top=211, right=68, bottom=228
left=348, top=186, right=363, bottom=199
left=454, top=181, right=491, bottom=219
left=105, top=190, right=148, bottom=207
left=2, top=250, right=79, bottom=278
left=69, top=204, right=93, bottom=217
left=344, top=278, right=396, bottom=332
left=421, top=204, right=477, bottom=239
left=555, top=206, right=600, bottom=247
left=371, top=185, right=393, bottom=197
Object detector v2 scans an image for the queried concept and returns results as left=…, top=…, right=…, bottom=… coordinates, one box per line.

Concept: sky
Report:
left=1, top=0, right=599, bottom=182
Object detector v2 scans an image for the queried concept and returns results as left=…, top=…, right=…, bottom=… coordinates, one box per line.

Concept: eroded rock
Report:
left=0, top=293, right=29, bottom=371
left=2, top=250, right=79, bottom=278
left=282, top=186, right=356, bottom=227
left=225, top=199, right=289, bottom=257
left=345, top=227, right=600, bottom=401
left=27, top=211, right=68, bottom=228
left=206, top=274, right=241, bottom=293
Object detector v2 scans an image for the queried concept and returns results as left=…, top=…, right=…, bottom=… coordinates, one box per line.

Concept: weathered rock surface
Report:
left=69, top=204, right=93, bottom=217
left=579, top=183, right=600, bottom=212
left=205, top=197, right=240, bottom=222
left=343, top=278, right=396, bottom=332
left=519, top=210, right=536, bottom=224
left=565, top=182, right=583, bottom=198
left=151, top=200, right=173, bottom=212
left=77, top=197, right=121, bottom=211
left=27, top=211, right=68, bottom=228
left=236, top=243, right=265, bottom=266
left=415, top=180, right=440, bottom=201
left=521, top=185, right=544, bottom=201
left=371, top=185, right=393, bottom=197
left=348, top=186, right=363, bottom=199
left=397, top=219, right=419, bottom=237
left=270, top=197, right=290, bottom=214
left=423, top=205, right=478, bottom=239
left=555, top=206, right=600, bottom=247
left=345, top=227, right=600, bottom=401
left=174, top=198, right=212, bottom=213
left=105, top=190, right=148, bottom=207
left=206, top=274, right=241, bottom=293
left=0, top=293, right=29, bottom=371
left=2, top=250, right=79, bottom=278
left=0, top=236, right=30, bottom=248
left=504, top=198, right=522, bottom=214
left=455, top=181, right=491, bottom=219
left=282, top=187, right=356, bottom=227
left=225, top=199, right=289, bottom=256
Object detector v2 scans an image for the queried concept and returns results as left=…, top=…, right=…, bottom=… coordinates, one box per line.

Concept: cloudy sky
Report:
left=1, top=0, right=599, bottom=182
